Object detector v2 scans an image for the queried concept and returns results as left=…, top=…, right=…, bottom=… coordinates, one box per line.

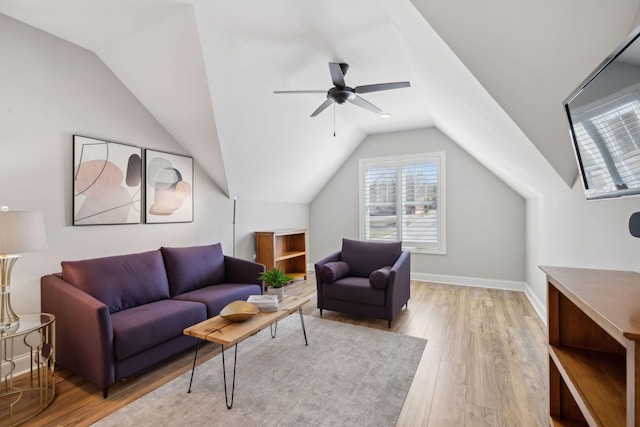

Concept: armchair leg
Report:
left=388, top=320, right=391, bottom=328
left=103, top=387, right=109, bottom=399
left=319, top=308, right=323, bottom=317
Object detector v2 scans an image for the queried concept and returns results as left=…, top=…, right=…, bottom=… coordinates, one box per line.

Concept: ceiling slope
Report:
left=0, top=0, right=586, bottom=202
left=411, top=0, right=640, bottom=189
left=96, top=6, right=230, bottom=196
left=384, top=1, right=567, bottom=198
left=190, top=1, right=434, bottom=202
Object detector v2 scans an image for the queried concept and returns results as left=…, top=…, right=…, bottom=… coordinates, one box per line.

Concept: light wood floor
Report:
left=22, top=277, right=548, bottom=427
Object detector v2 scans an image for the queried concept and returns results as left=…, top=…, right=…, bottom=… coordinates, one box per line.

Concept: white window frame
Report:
left=358, top=152, right=446, bottom=255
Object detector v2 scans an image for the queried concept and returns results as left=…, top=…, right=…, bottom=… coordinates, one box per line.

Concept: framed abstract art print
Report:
left=73, top=135, right=142, bottom=225
left=144, top=149, right=193, bottom=223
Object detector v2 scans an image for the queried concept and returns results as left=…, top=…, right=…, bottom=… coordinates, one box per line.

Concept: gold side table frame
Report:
left=0, top=313, right=55, bottom=426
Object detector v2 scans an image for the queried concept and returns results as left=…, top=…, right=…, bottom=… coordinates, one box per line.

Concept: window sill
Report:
left=402, top=246, right=446, bottom=255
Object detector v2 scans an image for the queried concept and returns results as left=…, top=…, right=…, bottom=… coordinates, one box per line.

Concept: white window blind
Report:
left=359, top=152, right=445, bottom=254
left=574, top=93, right=640, bottom=195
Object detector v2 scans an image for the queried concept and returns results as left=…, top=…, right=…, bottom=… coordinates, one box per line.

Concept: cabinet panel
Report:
left=542, top=266, right=640, bottom=427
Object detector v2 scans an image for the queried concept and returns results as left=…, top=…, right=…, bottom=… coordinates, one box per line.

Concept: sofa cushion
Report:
left=174, top=283, right=262, bottom=317
left=61, top=250, right=171, bottom=314
left=111, top=299, right=206, bottom=361
left=161, top=244, right=226, bottom=297
left=341, top=239, right=401, bottom=278
left=369, top=266, right=391, bottom=289
left=319, top=261, right=350, bottom=284
left=323, top=276, right=386, bottom=306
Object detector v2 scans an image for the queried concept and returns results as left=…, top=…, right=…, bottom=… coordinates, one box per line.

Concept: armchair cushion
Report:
left=341, top=239, right=402, bottom=278
left=369, top=266, right=391, bottom=289
left=161, top=244, right=226, bottom=297
left=319, top=261, right=350, bottom=284
left=324, top=277, right=386, bottom=306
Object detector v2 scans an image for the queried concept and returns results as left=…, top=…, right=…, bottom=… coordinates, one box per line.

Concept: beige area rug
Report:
left=93, top=315, right=426, bottom=427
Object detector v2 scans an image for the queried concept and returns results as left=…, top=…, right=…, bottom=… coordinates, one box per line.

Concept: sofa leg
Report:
left=319, top=308, right=323, bottom=317
left=103, top=387, right=109, bottom=399
left=388, top=320, right=392, bottom=328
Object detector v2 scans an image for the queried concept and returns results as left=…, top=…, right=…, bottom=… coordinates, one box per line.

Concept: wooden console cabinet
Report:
left=255, top=229, right=307, bottom=281
left=541, top=266, right=640, bottom=426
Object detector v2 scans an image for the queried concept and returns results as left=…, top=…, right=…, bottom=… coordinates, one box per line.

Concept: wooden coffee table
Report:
left=183, top=295, right=310, bottom=408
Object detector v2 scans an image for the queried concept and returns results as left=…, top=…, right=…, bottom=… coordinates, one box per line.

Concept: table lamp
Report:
left=0, top=207, right=47, bottom=335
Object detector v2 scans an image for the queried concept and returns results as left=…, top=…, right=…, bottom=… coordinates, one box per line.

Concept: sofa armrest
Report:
left=41, top=273, right=114, bottom=391
left=314, top=250, right=342, bottom=307
left=224, top=256, right=266, bottom=292
left=385, top=251, right=411, bottom=319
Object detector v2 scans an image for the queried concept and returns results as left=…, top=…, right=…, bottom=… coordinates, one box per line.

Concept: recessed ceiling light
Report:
left=379, top=112, right=392, bottom=119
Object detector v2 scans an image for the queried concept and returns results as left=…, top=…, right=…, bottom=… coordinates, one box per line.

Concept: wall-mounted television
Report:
left=564, top=26, right=640, bottom=200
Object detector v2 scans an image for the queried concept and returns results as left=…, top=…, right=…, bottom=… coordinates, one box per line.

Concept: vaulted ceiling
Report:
left=2, top=0, right=639, bottom=202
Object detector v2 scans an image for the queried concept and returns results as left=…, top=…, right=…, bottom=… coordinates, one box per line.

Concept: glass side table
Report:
left=0, top=313, right=55, bottom=426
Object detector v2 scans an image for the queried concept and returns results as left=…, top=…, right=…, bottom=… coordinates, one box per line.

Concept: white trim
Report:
left=3, top=352, right=34, bottom=378
left=411, top=272, right=546, bottom=323
left=523, top=285, right=547, bottom=324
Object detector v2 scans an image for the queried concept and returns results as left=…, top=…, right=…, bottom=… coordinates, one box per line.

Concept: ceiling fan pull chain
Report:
left=333, top=103, right=336, bottom=137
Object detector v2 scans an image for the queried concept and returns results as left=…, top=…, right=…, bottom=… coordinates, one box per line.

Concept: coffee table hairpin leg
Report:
left=221, top=343, right=238, bottom=409
left=186, top=339, right=239, bottom=410
left=269, top=308, right=308, bottom=346
left=298, top=307, right=308, bottom=345
left=187, top=339, right=201, bottom=393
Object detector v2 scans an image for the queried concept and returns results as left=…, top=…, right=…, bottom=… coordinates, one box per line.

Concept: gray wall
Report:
left=310, top=127, right=526, bottom=282
left=526, top=181, right=640, bottom=308
left=0, top=14, right=307, bottom=315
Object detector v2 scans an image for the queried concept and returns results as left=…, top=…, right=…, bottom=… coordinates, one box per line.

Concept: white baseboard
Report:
left=523, top=285, right=547, bottom=324
left=411, top=272, right=546, bottom=323
left=2, top=352, right=33, bottom=378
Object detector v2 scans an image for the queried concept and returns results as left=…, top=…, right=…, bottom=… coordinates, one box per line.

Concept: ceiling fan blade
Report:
left=354, top=81, right=411, bottom=94
left=274, top=90, right=327, bottom=94
left=349, top=95, right=382, bottom=114
left=329, top=62, right=346, bottom=88
left=311, top=99, right=334, bottom=117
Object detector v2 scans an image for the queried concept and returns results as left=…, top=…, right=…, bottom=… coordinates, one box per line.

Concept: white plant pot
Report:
left=269, top=286, right=285, bottom=302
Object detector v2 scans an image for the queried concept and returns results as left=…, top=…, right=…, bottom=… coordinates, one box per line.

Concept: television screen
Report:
left=564, top=27, right=640, bottom=200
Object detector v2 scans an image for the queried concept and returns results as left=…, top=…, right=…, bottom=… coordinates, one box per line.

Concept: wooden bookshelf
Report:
left=255, top=229, right=307, bottom=281
left=541, top=266, right=640, bottom=426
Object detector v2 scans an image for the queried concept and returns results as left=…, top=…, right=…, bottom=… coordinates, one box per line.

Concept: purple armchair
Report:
left=314, top=239, right=410, bottom=328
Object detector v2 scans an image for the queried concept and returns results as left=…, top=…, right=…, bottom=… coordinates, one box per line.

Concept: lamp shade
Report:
left=0, top=210, right=48, bottom=256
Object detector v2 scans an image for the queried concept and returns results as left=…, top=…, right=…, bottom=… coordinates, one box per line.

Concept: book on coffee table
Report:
left=247, top=294, right=279, bottom=311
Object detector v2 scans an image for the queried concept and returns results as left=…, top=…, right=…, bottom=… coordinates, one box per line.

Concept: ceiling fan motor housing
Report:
left=328, top=86, right=355, bottom=104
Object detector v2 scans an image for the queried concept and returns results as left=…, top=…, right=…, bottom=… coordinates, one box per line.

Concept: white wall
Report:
left=310, top=127, right=526, bottom=283
left=0, top=14, right=307, bottom=316
left=526, top=180, right=640, bottom=314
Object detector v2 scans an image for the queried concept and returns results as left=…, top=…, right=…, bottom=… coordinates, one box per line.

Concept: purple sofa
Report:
left=314, top=238, right=410, bottom=328
left=40, top=243, right=264, bottom=398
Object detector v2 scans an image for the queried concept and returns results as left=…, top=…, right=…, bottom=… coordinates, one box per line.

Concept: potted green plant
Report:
left=258, top=267, right=293, bottom=301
